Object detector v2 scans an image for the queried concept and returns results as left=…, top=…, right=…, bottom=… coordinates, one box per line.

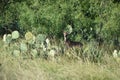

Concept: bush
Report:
left=0, top=0, right=119, bottom=46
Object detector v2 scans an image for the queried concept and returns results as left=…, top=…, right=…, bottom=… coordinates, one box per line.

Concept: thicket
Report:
left=0, top=0, right=120, bottom=47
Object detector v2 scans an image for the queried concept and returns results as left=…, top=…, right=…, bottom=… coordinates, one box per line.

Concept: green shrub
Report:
left=0, top=0, right=119, bottom=49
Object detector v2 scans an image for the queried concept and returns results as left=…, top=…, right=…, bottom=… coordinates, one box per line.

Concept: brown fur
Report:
left=63, top=32, right=83, bottom=48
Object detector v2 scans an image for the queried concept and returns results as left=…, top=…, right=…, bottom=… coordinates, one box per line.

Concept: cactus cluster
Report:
left=3, top=31, right=60, bottom=61
left=3, top=30, right=20, bottom=44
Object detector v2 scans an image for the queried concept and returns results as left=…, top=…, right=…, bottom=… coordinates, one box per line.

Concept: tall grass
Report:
left=0, top=39, right=120, bottom=80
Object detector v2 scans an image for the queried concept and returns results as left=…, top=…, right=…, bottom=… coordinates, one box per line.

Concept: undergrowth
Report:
left=0, top=39, right=120, bottom=80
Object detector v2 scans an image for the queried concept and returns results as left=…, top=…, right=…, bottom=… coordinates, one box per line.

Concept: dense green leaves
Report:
left=0, top=0, right=120, bottom=45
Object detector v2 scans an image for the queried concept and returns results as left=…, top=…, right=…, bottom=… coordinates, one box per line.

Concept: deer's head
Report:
left=63, top=31, right=68, bottom=42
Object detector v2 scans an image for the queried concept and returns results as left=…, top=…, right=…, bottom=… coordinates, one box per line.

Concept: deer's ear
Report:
left=62, top=30, right=65, bottom=32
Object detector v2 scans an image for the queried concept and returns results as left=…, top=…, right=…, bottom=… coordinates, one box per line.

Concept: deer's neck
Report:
left=64, top=35, right=67, bottom=43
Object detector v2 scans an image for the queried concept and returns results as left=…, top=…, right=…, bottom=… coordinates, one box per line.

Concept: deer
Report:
left=63, top=31, right=83, bottom=60
left=63, top=31, right=83, bottom=48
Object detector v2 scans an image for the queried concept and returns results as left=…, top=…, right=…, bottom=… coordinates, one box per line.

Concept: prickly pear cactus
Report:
left=113, top=50, right=118, bottom=58
left=36, top=34, right=46, bottom=43
left=25, top=31, right=35, bottom=44
left=12, top=50, right=21, bottom=57
left=20, top=43, right=28, bottom=52
left=35, top=43, right=40, bottom=49
left=12, top=30, right=20, bottom=39
left=25, top=31, right=33, bottom=41
left=48, top=49, right=56, bottom=57
left=6, top=34, right=12, bottom=44
left=31, top=49, right=38, bottom=57
left=48, top=49, right=56, bottom=61
left=28, top=35, right=35, bottom=44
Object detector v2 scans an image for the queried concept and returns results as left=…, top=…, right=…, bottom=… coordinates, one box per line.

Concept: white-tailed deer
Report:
left=63, top=32, right=83, bottom=48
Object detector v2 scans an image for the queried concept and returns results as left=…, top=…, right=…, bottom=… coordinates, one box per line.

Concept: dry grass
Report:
left=0, top=39, right=120, bottom=80
left=0, top=53, right=120, bottom=80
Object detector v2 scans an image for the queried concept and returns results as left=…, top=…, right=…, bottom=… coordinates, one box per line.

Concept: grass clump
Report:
left=0, top=38, right=120, bottom=80
left=0, top=51, right=120, bottom=80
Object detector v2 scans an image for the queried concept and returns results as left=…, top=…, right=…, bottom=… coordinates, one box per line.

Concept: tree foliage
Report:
left=0, top=0, right=120, bottom=45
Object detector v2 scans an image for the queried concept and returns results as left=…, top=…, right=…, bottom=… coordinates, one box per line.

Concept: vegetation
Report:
left=0, top=40, right=120, bottom=80
left=0, top=0, right=120, bottom=43
left=0, top=0, right=120, bottom=80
